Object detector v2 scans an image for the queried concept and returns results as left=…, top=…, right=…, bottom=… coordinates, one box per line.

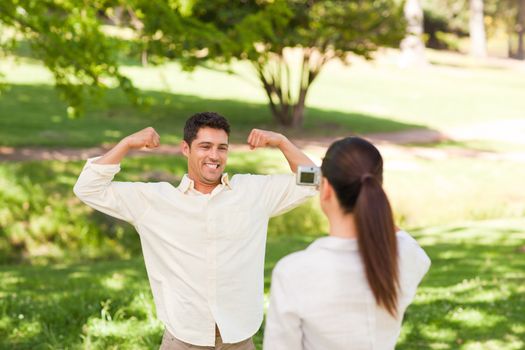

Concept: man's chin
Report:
left=202, top=174, right=222, bottom=185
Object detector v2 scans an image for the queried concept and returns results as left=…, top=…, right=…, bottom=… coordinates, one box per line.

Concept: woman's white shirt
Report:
left=263, top=231, right=431, bottom=350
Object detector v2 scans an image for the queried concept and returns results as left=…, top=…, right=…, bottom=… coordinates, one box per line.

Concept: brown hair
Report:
left=321, top=137, right=399, bottom=317
left=184, top=112, right=230, bottom=146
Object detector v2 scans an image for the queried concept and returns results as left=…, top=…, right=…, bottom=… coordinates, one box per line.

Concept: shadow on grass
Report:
left=0, top=258, right=163, bottom=349
left=0, top=84, right=432, bottom=148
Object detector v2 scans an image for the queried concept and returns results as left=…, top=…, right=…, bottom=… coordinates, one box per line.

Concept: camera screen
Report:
left=300, top=172, right=315, bottom=183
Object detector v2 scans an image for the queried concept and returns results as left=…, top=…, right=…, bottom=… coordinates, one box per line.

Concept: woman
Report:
left=263, top=137, right=430, bottom=350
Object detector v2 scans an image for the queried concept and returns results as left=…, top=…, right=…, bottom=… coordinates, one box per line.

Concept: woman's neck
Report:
left=327, top=212, right=358, bottom=239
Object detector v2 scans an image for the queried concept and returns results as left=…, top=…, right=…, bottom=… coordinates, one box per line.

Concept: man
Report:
left=73, top=112, right=317, bottom=349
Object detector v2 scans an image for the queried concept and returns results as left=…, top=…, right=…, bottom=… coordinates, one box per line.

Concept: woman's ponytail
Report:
left=355, top=174, right=399, bottom=317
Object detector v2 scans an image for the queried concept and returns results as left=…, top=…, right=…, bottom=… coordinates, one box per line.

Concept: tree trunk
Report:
left=255, top=51, right=324, bottom=128
left=469, top=0, right=487, bottom=58
left=290, top=104, right=304, bottom=128
left=399, top=0, right=427, bottom=68
left=508, top=26, right=515, bottom=58
left=290, top=88, right=307, bottom=128
left=276, top=103, right=292, bottom=126
left=517, top=0, right=525, bottom=60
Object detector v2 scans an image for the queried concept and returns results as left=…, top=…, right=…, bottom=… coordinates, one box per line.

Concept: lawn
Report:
left=1, top=219, right=524, bottom=349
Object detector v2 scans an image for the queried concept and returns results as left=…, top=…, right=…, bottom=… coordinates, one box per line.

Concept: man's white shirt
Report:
left=73, top=157, right=316, bottom=346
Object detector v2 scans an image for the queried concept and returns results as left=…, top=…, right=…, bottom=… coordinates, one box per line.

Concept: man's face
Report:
left=182, top=127, right=229, bottom=186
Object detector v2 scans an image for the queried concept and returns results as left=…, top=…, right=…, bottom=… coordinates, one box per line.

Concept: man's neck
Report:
left=189, top=175, right=220, bottom=195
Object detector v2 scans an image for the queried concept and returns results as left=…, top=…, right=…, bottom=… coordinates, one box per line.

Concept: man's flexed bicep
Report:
left=74, top=158, right=151, bottom=225
left=247, top=129, right=315, bottom=173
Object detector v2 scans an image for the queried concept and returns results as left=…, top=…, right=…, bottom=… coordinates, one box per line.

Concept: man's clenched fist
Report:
left=124, top=127, right=160, bottom=150
left=247, top=129, right=285, bottom=150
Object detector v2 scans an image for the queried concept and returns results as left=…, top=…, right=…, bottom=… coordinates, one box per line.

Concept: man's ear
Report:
left=181, top=140, right=190, bottom=158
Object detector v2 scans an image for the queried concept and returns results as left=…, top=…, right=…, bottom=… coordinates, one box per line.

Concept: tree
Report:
left=184, top=0, right=406, bottom=128
left=469, top=0, right=487, bottom=57
left=0, top=0, right=138, bottom=117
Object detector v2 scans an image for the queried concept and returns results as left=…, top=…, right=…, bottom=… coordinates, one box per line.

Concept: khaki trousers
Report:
left=159, top=327, right=255, bottom=350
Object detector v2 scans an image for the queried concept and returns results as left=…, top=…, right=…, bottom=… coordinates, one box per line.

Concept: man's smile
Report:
left=204, top=162, right=220, bottom=170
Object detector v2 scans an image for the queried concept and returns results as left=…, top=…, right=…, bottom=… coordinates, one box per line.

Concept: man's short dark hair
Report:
left=183, top=112, right=231, bottom=146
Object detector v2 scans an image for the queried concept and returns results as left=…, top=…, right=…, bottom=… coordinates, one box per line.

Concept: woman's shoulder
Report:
left=272, top=240, right=325, bottom=279
left=273, top=249, right=310, bottom=275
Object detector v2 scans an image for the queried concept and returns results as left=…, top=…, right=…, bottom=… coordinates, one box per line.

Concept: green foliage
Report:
left=0, top=0, right=138, bottom=116
left=0, top=161, right=142, bottom=264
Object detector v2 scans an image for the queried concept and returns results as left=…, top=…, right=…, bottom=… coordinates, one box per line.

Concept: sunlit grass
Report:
left=397, top=219, right=525, bottom=350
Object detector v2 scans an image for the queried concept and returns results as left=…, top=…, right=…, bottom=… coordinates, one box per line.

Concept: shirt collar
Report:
left=308, top=236, right=359, bottom=252
left=178, top=173, right=232, bottom=194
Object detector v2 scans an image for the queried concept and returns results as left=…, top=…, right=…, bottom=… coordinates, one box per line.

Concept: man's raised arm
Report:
left=247, top=129, right=315, bottom=172
left=73, top=127, right=160, bottom=224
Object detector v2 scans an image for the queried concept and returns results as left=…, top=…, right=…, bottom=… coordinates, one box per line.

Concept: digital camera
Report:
left=296, top=165, right=321, bottom=186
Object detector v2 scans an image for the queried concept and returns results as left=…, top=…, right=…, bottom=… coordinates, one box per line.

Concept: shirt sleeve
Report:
left=397, top=231, right=431, bottom=299
left=73, top=157, right=151, bottom=225
left=257, top=174, right=317, bottom=217
left=263, top=263, right=303, bottom=350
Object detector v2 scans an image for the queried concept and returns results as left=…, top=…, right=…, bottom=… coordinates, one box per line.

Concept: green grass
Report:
left=0, top=84, right=421, bottom=148
left=397, top=219, right=525, bottom=350
left=1, top=219, right=524, bottom=349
